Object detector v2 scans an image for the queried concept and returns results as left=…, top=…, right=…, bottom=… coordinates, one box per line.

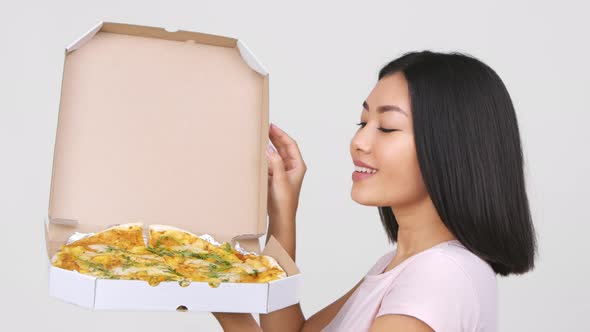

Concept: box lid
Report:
left=47, top=22, right=269, bottom=245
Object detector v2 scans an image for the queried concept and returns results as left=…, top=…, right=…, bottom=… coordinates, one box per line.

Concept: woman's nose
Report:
left=351, top=132, right=371, bottom=153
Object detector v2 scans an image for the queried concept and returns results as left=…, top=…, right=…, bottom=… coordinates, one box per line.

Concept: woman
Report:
left=213, top=50, right=537, bottom=331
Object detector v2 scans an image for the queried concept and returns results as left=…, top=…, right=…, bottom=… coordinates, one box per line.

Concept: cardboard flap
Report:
left=237, top=40, right=269, bottom=75
left=262, top=236, right=300, bottom=276
left=48, top=23, right=269, bottom=242
left=234, top=238, right=261, bottom=254
left=67, top=21, right=103, bottom=53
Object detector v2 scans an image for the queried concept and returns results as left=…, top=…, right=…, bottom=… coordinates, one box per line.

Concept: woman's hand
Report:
left=266, top=123, right=307, bottom=221
left=258, top=123, right=308, bottom=332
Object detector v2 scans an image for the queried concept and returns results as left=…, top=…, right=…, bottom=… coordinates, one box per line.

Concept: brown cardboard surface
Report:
left=262, top=236, right=300, bottom=276
left=48, top=23, right=269, bottom=245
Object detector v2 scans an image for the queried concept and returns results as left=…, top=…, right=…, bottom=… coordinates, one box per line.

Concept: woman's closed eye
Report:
left=355, top=122, right=398, bottom=133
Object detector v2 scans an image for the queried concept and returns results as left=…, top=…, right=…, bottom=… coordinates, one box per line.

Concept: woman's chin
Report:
left=351, top=189, right=379, bottom=206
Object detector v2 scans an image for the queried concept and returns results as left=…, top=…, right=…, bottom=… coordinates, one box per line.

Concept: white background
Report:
left=1, top=0, right=588, bottom=331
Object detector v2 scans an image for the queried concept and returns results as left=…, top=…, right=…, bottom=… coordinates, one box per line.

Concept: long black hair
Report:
left=377, top=51, right=537, bottom=276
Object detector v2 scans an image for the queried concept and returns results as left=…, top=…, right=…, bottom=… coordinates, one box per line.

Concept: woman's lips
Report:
left=352, top=170, right=377, bottom=181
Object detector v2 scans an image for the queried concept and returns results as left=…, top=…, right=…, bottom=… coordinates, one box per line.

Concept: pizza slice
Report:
left=62, top=222, right=145, bottom=249
left=238, top=254, right=288, bottom=283
left=147, top=225, right=241, bottom=285
left=51, top=223, right=145, bottom=272
left=148, top=225, right=287, bottom=286
left=51, top=223, right=184, bottom=285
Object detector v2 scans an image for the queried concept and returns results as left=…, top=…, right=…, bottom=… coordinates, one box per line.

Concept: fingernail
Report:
left=266, top=142, right=275, bottom=154
left=270, top=123, right=277, bottom=130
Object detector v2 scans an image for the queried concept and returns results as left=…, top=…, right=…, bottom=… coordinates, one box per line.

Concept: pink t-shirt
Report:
left=322, top=239, right=497, bottom=332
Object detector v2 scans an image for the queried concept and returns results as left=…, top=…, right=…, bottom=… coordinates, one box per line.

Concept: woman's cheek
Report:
left=381, top=144, right=426, bottom=204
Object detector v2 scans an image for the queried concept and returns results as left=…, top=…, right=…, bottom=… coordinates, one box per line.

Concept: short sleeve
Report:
left=376, top=251, right=479, bottom=332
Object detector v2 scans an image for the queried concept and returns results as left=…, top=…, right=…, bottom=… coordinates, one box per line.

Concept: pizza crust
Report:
left=149, top=224, right=198, bottom=236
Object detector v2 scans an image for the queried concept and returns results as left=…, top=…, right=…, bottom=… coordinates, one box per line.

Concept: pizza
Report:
left=51, top=223, right=287, bottom=287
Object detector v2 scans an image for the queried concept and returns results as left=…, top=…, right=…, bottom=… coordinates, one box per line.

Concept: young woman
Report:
left=213, top=50, right=537, bottom=332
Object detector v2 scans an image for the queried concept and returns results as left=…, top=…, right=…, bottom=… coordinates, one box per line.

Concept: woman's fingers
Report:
left=268, top=123, right=305, bottom=170
left=266, top=143, right=286, bottom=181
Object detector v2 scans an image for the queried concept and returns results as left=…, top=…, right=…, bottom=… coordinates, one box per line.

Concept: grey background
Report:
left=1, top=0, right=588, bottom=331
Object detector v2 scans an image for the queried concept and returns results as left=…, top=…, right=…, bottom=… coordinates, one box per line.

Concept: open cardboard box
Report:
left=45, top=21, right=301, bottom=313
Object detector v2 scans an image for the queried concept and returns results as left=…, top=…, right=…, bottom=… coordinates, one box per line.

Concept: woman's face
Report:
left=350, top=71, right=428, bottom=208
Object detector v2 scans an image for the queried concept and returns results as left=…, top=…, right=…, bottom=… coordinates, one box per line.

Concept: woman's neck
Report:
left=391, top=196, right=456, bottom=258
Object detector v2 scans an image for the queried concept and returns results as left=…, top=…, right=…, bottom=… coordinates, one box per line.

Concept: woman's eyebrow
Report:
left=362, top=100, right=408, bottom=117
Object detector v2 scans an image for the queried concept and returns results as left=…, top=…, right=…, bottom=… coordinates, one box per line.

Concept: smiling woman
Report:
left=213, top=50, right=537, bottom=332
left=338, top=51, right=537, bottom=331
left=370, top=51, right=537, bottom=276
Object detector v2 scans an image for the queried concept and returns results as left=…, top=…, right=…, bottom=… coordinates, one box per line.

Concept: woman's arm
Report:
left=212, top=313, right=262, bottom=331
left=259, top=213, right=364, bottom=332
left=299, top=278, right=363, bottom=331
left=259, top=213, right=303, bottom=331
left=368, top=315, right=434, bottom=332
left=258, top=124, right=307, bottom=331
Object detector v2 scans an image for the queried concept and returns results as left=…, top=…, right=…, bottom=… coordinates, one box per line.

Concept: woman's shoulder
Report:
left=407, top=242, right=498, bottom=331
left=366, top=240, right=497, bottom=296
left=402, top=241, right=496, bottom=292
left=370, top=240, right=496, bottom=282
left=405, top=242, right=497, bottom=324
left=426, top=241, right=497, bottom=286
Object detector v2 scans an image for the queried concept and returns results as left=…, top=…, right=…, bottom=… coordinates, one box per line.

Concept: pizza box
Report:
left=45, top=21, right=301, bottom=313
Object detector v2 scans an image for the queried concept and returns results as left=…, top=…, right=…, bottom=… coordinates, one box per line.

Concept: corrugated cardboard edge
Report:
left=67, top=21, right=237, bottom=53
left=257, top=74, right=270, bottom=236
left=47, top=37, right=74, bottom=227
left=48, top=21, right=270, bottom=241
